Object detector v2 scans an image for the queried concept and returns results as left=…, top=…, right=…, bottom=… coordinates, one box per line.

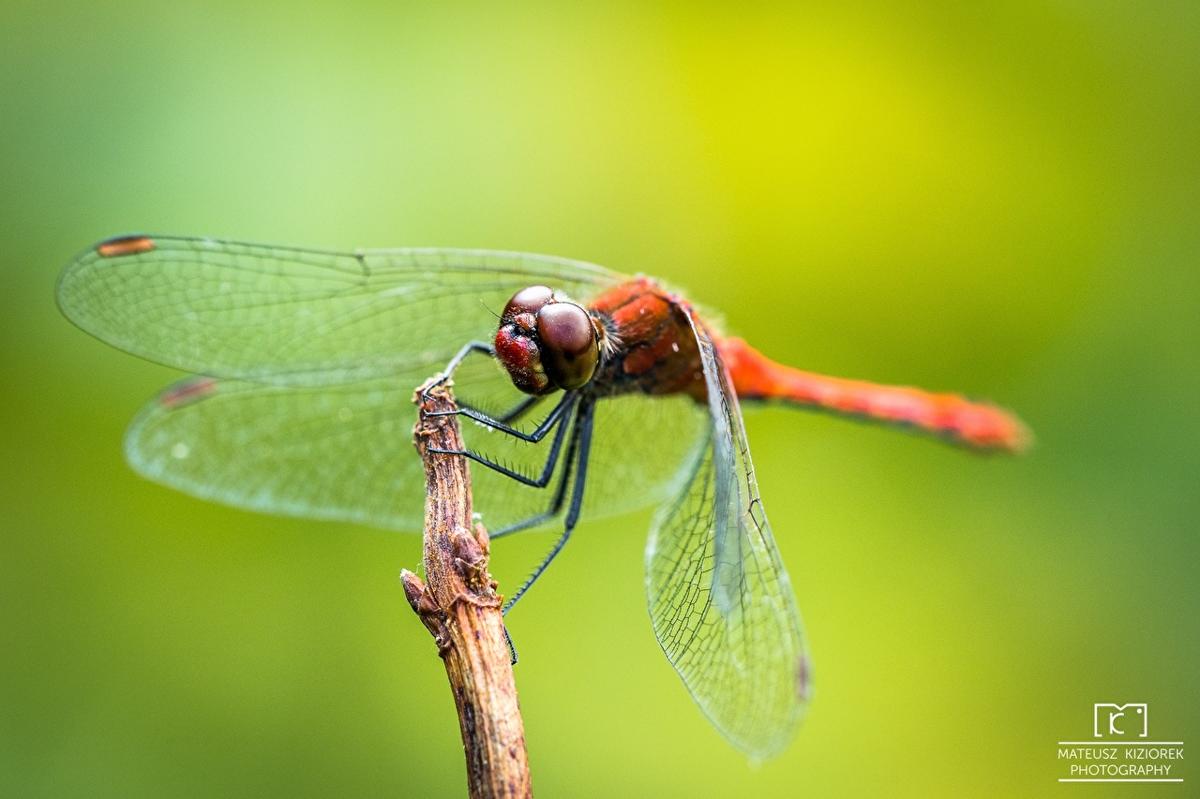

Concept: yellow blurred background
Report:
left=3, top=2, right=1197, bottom=796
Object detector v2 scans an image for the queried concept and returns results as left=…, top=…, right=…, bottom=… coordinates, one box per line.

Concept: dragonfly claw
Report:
left=504, top=626, right=519, bottom=665
left=420, top=374, right=452, bottom=402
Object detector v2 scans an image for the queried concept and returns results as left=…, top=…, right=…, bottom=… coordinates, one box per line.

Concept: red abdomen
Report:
left=718, top=337, right=1030, bottom=452
left=588, top=278, right=1029, bottom=453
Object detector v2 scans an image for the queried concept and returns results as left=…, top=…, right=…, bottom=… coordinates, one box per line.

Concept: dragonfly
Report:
left=57, top=234, right=1028, bottom=758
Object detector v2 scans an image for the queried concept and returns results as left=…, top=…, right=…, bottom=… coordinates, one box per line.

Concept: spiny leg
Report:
left=446, top=384, right=541, bottom=439
left=503, top=626, right=519, bottom=665
left=497, top=398, right=590, bottom=664
left=490, top=407, right=584, bottom=540
left=423, top=340, right=542, bottom=425
left=421, top=340, right=494, bottom=400
left=420, top=338, right=552, bottom=439
left=429, top=394, right=578, bottom=488
left=443, top=393, right=542, bottom=427
left=502, top=398, right=596, bottom=615
left=494, top=394, right=543, bottom=425
left=429, top=390, right=571, bottom=442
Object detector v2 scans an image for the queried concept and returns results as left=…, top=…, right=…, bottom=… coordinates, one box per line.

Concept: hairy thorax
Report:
left=587, top=277, right=707, bottom=401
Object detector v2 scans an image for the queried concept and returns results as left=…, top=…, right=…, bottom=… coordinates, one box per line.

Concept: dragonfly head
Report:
left=494, top=285, right=602, bottom=395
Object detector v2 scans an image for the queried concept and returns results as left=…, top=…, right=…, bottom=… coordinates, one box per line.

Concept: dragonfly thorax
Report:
left=494, top=285, right=603, bottom=395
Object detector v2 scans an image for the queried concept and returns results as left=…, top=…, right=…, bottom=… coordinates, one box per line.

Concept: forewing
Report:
left=58, top=235, right=622, bottom=384
left=645, top=315, right=809, bottom=758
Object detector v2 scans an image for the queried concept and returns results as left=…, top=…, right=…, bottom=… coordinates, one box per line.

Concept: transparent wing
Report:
left=645, top=314, right=809, bottom=759
left=125, top=361, right=708, bottom=533
left=126, top=375, right=428, bottom=530
left=58, top=235, right=622, bottom=385
left=580, top=391, right=709, bottom=521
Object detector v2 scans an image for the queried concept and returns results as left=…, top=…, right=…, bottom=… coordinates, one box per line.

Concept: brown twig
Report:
left=401, top=379, right=532, bottom=799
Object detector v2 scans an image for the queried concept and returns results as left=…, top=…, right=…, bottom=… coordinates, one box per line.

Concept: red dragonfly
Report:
left=58, top=234, right=1028, bottom=758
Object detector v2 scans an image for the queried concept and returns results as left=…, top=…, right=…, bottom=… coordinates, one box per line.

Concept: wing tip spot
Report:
left=160, top=377, right=218, bottom=409
left=796, top=653, right=812, bottom=702
left=97, top=235, right=156, bottom=257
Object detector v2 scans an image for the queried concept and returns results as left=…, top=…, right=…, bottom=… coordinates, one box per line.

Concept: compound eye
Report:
left=537, top=302, right=598, bottom=390
left=502, top=285, right=554, bottom=322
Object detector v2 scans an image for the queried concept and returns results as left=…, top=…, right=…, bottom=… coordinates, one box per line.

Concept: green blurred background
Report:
left=3, top=2, right=1198, bottom=796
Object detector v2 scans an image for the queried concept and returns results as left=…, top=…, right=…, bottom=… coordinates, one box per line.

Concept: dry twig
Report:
left=401, top=379, right=532, bottom=798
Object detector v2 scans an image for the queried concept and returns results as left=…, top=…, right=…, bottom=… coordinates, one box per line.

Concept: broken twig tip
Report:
left=400, top=569, right=427, bottom=610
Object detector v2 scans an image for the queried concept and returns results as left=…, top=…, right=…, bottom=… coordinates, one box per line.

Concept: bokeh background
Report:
left=3, top=2, right=1198, bottom=796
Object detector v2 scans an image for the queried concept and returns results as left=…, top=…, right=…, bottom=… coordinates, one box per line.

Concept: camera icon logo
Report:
left=1093, top=703, right=1148, bottom=738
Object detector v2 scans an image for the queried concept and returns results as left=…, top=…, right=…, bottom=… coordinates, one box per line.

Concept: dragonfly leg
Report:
left=429, top=391, right=570, bottom=443
left=447, top=394, right=542, bottom=425
left=430, top=377, right=543, bottom=443
left=490, top=405, right=585, bottom=540
left=503, top=625, right=519, bottom=665
left=493, top=394, right=544, bottom=425
left=421, top=340, right=495, bottom=400
left=502, top=398, right=596, bottom=615
left=429, top=395, right=578, bottom=488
